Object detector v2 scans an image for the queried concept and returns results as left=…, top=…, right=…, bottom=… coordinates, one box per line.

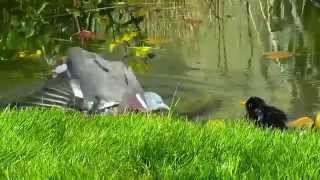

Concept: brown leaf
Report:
left=145, top=37, right=170, bottom=45
left=262, top=51, right=295, bottom=60
left=286, top=117, right=314, bottom=129
left=182, top=17, right=203, bottom=26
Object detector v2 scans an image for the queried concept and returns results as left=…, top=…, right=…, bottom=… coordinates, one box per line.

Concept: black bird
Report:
left=241, top=96, right=288, bottom=129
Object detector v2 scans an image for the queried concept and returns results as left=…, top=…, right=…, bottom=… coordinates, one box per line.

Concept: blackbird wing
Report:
left=261, top=106, right=287, bottom=128
left=255, top=108, right=264, bottom=122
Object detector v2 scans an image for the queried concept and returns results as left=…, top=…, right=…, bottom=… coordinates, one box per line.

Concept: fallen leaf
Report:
left=286, top=116, right=314, bottom=129
left=145, top=37, right=170, bottom=45
left=16, top=49, right=42, bottom=60
left=109, top=43, right=117, bottom=52
left=121, top=32, right=138, bottom=42
left=206, top=119, right=225, bottom=129
left=262, top=51, right=295, bottom=60
left=129, top=60, right=152, bottom=73
left=115, top=2, right=126, bottom=5
left=132, top=46, right=152, bottom=57
left=17, top=51, right=26, bottom=58
left=315, top=112, right=320, bottom=129
left=182, top=17, right=203, bottom=26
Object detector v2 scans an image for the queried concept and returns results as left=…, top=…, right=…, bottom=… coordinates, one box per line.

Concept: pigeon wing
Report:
left=10, top=73, right=81, bottom=110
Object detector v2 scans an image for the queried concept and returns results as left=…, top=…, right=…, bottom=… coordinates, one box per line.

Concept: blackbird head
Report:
left=241, top=96, right=266, bottom=119
left=245, top=96, right=266, bottom=111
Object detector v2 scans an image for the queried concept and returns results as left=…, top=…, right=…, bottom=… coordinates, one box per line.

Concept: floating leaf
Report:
left=133, top=46, right=152, bottom=57
left=182, top=17, right=203, bottom=26
left=115, top=2, right=126, bottom=5
left=262, top=51, right=295, bottom=60
left=128, top=59, right=151, bottom=73
left=145, top=37, right=170, bottom=45
left=315, top=112, right=320, bottom=129
left=206, top=119, right=226, bottom=129
left=108, top=32, right=139, bottom=52
left=16, top=49, right=42, bottom=61
left=109, top=43, right=117, bottom=52
left=108, top=39, right=122, bottom=52
left=121, top=32, right=138, bottom=42
left=35, top=50, right=42, bottom=55
left=17, top=51, right=26, bottom=58
left=286, top=117, right=314, bottom=129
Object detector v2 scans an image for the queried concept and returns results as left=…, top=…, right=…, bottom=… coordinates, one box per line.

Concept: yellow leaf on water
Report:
left=286, top=117, right=314, bottom=129
left=121, top=32, right=138, bottom=42
left=16, top=49, right=42, bottom=60
left=17, top=51, right=26, bottom=58
left=206, top=119, right=226, bottom=129
left=115, top=39, right=122, bottom=44
left=133, top=46, right=152, bottom=57
left=35, top=50, right=42, bottom=55
left=115, top=2, right=126, bottom=5
left=109, top=43, right=117, bottom=52
left=262, top=51, right=295, bottom=60
left=182, top=17, right=203, bottom=26
left=315, top=112, right=320, bottom=129
left=145, top=37, right=170, bottom=45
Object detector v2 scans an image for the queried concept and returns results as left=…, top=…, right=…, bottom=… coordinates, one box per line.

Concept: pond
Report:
left=0, top=0, right=320, bottom=120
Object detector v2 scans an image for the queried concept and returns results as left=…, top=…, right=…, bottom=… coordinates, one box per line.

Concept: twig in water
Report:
left=170, top=84, right=180, bottom=109
left=247, top=1, right=261, bottom=45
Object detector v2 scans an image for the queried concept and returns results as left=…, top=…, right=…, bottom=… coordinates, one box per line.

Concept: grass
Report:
left=0, top=108, right=320, bottom=179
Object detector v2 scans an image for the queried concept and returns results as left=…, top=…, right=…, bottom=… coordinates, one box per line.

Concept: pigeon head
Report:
left=121, top=91, right=169, bottom=112
left=143, top=92, right=170, bottom=112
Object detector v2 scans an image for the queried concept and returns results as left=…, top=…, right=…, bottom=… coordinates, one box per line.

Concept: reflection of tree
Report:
left=245, top=1, right=254, bottom=70
left=263, top=0, right=320, bottom=118
left=214, top=0, right=228, bottom=73
left=288, top=80, right=319, bottom=118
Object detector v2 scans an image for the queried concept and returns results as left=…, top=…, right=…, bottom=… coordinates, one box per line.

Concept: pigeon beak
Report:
left=240, top=100, right=246, bottom=107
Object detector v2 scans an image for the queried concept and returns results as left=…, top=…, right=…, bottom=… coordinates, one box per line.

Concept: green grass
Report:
left=0, top=108, right=320, bottom=179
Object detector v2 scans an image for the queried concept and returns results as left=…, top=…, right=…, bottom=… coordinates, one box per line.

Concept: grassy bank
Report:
left=0, top=108, right=320, bottom=179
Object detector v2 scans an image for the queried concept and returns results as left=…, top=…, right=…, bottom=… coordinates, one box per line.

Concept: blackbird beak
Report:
left=240, top=100, right=246, bottom=106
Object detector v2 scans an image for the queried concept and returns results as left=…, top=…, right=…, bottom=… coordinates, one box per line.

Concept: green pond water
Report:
left=1, top=0, right=320, bottom=120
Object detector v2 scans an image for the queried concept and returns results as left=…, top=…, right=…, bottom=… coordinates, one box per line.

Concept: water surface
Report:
left=1, top=0, right=320, bottom=120
left=137, top=0, right=320, bottom=120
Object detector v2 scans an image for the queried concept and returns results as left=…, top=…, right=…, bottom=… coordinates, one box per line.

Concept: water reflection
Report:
left=138, top=0, right=320, bottom=120
left=0, top=0, right=320, bottom=121
left=0, top=61, right=48, bottom=104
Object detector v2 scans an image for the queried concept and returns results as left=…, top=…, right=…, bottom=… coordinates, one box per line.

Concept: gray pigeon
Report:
left=17, top=47, right=169, bottom=114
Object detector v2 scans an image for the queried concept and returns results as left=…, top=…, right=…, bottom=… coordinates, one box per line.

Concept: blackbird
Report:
left=242, top=96, right=288, bottom=129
